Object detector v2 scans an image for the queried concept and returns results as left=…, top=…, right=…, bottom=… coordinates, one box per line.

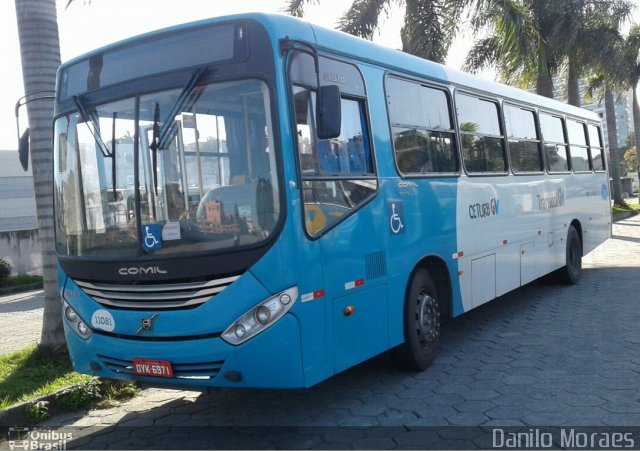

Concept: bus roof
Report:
left=60, top=12, right=599, bottom=123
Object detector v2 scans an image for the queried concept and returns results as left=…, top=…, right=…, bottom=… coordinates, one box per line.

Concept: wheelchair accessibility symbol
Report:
left=142, top=224, right=162, bottom=251
left=388, top=201, right=405, bottom=235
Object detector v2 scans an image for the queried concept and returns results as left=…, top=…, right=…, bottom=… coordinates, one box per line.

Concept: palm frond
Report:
left=583, top=72, right=606, bottom=104
left=463, top=35, right=502, bottom=72
left=401, top=0, right=447, bottom=63
left=283, top=0, right=319, bottom=17
left=65, top=0, right=91, bottom=9
left=338, top=0, right=392, bottom=39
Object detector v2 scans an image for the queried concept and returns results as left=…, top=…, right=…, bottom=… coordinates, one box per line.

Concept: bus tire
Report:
left=559, top=225, right=582, bottom=284
left=395, top=268, right=440, bottom=371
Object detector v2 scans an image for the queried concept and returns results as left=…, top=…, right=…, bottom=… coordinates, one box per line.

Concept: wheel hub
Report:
left=417, top=291, right=440, bottom=347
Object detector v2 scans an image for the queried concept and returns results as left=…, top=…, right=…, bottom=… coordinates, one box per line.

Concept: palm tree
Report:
left=594, top=25, right=640, bottom=202
left=585, top=81, right=630, bottom=207
left=590, top=24, right=640, bottom=205
left=464, top=0, right=558, bottom=98
left=463, top=0, right=632, bottom=102
left=604, top=87, right=627, bottom=206
left=285, top=0, right=471, bottom=63
left=621, top=26, right=640, bottom=202
left=15, top=0, right=65, bottom=351
left=582, top=19, right=633, bottom=207
left=548, top=0, right=632, bottom=107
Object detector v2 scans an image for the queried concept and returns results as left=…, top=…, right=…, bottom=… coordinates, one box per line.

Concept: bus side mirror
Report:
left=18, top=128, right=30, bottom=172
left=316, top=85, right=341, bottom=140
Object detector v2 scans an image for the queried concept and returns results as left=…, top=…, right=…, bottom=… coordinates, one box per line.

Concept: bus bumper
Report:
left=63, top=313, right=305, bottom=389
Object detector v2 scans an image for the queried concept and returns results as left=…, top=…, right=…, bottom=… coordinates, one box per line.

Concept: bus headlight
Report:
left=64, top=305, right=77, bottom=322
left=63, top=301, right=92, bottom=340
left=221, top=287, right=298, bottom=345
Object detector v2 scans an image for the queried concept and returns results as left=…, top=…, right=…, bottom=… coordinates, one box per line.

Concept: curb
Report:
left=0, top=379, right=138, bottom=428
left=0, top=389, right=65, bottom=427
left=0, top=283, right=43, bottom=297
left=613, top=210, right=639, bottom=222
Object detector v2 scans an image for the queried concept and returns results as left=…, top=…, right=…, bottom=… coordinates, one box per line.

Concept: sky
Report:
left=1, top=0, right=482, bottom=151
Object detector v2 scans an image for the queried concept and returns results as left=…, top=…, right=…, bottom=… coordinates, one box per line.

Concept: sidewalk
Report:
left=0, top=290, right=43, bottom=355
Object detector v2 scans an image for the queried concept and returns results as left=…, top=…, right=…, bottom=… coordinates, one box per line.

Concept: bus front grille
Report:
left=97, top=354, right=224, bottom=380
left=73, top=275, right=240, bottom=310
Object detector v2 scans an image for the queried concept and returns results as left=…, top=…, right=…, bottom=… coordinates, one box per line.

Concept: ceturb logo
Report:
left=118, top=266, right=167, bottom=276
left=469, top=197, right=499, bottom=219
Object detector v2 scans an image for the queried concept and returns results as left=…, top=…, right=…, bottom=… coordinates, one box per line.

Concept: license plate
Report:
left=132, top=358, right=174, bottom=378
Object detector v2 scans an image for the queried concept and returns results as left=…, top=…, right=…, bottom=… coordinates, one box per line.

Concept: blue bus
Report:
left=53, top=13, right=611, bottom=388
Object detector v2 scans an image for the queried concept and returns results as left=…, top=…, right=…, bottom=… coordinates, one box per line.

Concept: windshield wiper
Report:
left=111, top=112, right=117, bottom=199
left=149, top=103, right=160, bottom=195
left=148, top=67, right=209, bottom=197
left=155, top=67, right=209, bottom=150
left=73, top=95, right=111, bottom=158
left=74, top=95, right=119, bottom=199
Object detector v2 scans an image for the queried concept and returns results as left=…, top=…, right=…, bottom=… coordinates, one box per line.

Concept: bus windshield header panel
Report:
left=59, top=23, right=247, bottom=101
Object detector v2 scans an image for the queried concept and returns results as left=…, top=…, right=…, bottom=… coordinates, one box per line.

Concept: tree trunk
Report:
left=567, top=56, right=580, bottom=107
left=15, top=0, right=66, bottom=351
left=633, top=86, right=640, bottom=202
left=605, top=88, right=626, bottom=206
left=536, top=45, right=554, bottom=98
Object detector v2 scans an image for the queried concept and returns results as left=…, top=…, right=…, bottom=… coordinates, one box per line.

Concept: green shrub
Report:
left=0, top=259, right=10, bottom=287
left=56, top=378, right=102, bottom=411
left=25, top=400, right=50, bottom=423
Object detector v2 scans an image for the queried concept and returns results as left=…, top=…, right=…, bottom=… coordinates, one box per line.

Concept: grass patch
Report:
left=97, top=382, right=140, bottom=409
left=0, top=274, right=43, bottom=295
left=0, top=345, right=139, bottom=422
left=612, top=203, right=640, bottom=216
left=0, top=344, right=91, bottom=410
left=6, top=275, right=43, bottom=288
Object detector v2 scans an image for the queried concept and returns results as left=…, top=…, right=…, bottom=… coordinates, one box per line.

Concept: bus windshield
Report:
left=54, top=78, right=280, bottom=258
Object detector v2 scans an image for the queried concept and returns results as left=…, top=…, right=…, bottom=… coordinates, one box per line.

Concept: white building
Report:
left=0, top=150, right=41, bottom=275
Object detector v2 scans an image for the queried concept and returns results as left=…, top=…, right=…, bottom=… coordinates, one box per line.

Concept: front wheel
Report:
left=559, top=225, right=582, bottom=284
left=394, top=268, right=441, bottom=371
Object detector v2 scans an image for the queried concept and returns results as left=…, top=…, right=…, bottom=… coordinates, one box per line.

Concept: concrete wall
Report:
left=0, top=150, right=41, bottom=275
left=0, top=150, right=37, bottom=232
left=0, top=229, right=41, bottom=276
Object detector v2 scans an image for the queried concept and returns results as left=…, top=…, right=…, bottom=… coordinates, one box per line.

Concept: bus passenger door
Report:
left=292, top=82, right=388, bottom=374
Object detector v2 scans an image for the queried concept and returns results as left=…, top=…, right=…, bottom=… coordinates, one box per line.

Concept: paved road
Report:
left=7, top=215, right=640, bottom=449
left=0, top=290, right=43, bottom=355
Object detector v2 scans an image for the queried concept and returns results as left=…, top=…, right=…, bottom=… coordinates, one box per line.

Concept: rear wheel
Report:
left=559, top=225, right=582, bottom=284
left=395, top=268, right=440, bottom=371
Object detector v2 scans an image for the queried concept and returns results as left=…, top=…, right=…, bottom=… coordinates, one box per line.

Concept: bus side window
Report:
left=540, top=113, right=570, bottom=172
left=293, top=85, right=377, bottom=236
left=386, top=76, right=458, bottom=175
left=567, top=119, right=591, bottom=172
left=456, top=93, right=507, bottom=174
left=588, top=124, right=605, bottom=171
left=504, top=105, right=543, bottom=173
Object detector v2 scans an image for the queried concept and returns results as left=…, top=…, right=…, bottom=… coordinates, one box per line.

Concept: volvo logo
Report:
left=322, top=72, right=346, bottom=84
left=118, top=266, right=167, bottom=276
left=136, top=313, right=159, bottom=335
